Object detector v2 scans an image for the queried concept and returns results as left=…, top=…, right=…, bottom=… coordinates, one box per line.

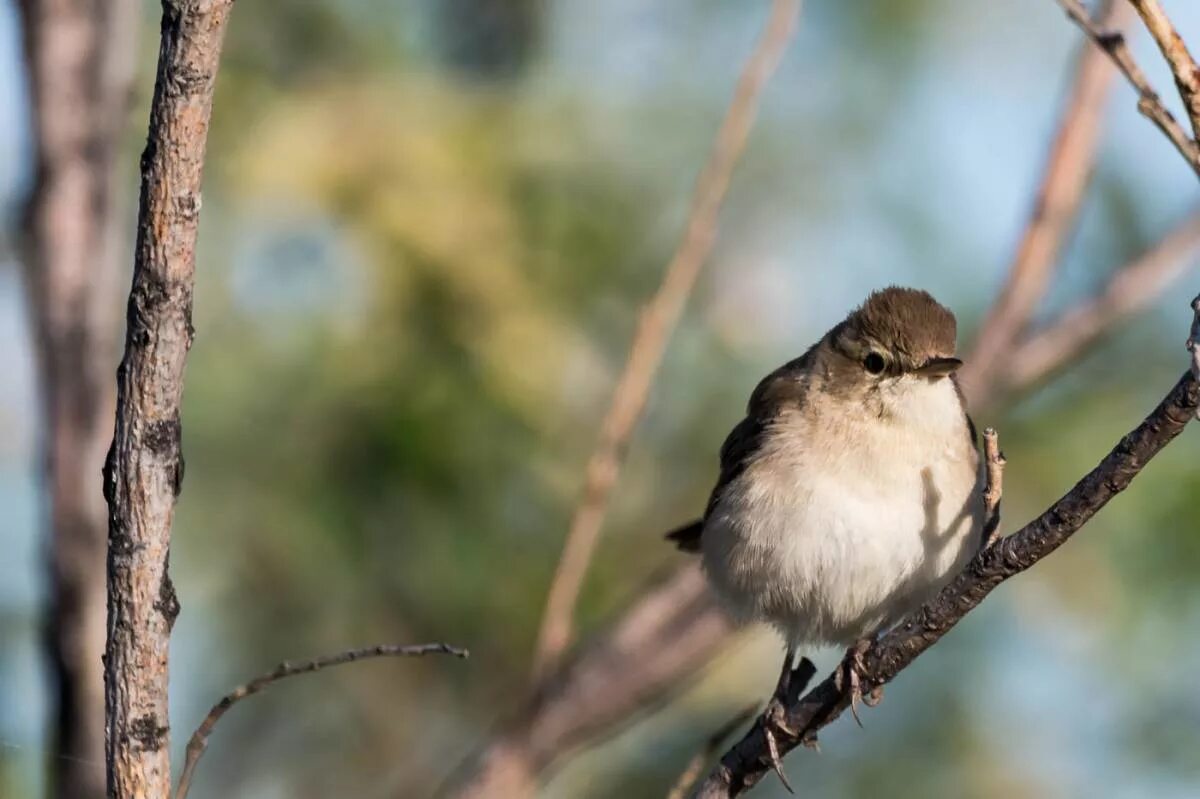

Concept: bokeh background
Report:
left=3, top=1, right=1200, bottom=797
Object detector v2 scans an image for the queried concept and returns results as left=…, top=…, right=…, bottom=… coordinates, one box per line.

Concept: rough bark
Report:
left=102, top=1, right=233, bottom=796
left=16, top=1, right=139, bottom=796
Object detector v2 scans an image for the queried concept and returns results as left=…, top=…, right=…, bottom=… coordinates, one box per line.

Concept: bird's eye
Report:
left=863, top=352, right=886, bottom=374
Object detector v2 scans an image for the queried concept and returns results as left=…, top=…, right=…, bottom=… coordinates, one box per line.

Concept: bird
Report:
left=668, top=286, right=985, bottom=787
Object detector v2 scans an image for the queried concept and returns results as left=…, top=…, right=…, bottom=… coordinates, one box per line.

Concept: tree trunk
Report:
left=16, top=1, right=139, bottom=796
left=102, top=1, right=233, bottom=795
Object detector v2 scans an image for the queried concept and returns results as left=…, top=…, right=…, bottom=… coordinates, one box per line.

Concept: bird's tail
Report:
left=665, top=519, right=703, bottom=553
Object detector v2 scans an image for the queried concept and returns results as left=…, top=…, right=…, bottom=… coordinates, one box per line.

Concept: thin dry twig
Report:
left=1055, top=0, right=1200, bottom=178
left=981, top=428, right=1006, bottom=549
left=1128, top=0, right=1200, bottom=136
left=961, top=0, right=1129, bottom=400
left=174, top=643, right=468, bottom=799
left=1005, top=210, right=1200, bottom=393
left=530, top=0, right=803, bottom=682
left=666, top=705, right=758, bottom=799
left=697, top=307, right=1200, bottom=796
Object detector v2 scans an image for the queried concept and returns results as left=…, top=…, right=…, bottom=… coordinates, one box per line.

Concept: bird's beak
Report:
left=915, top=356, right=963, bottom=378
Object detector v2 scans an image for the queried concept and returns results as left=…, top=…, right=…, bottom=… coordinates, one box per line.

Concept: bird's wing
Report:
left=666, top=345, right=814, bottom=552
left=666, top=415, right=767, bottom=552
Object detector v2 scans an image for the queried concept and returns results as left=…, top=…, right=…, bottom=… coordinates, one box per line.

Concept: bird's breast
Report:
left=700, top=392, right=983, bottom=647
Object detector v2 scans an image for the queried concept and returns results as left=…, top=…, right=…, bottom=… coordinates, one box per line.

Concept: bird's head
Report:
left=821, top=287, right=962, bottom=417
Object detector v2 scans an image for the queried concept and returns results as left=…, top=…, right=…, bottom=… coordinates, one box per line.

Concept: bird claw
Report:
left=834, top=638, right=881, bottom=726
left=864, top=684, right=884, bottom=707
left=757, top=650, right=816, bottom=792
left=762, top=697, right=796, bottom=794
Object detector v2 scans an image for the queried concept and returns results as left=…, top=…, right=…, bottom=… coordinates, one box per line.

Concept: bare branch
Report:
left=1004, top=210, right=1200, bottom=393
left=960, top=0, right=1129, bottom=402
left=530, top=0, right=803, bottom=681
left=696, top=325, right=1200, bottom=797
left=666, top=706, right=758, bottom=799
left=1055, top=0, right=1200, bottom=178
left=102, top=1, right=234, bottom=795
left=1128, top=0, right=1200, bottom=137
left=981, top=428, right=1005, bottom=549
left=175, top=643, right=467, bottom=799
left=447, top=566, right=731, bottom=798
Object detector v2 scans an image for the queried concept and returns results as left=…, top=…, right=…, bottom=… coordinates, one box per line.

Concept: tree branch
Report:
left=981, top=428, right=1005, bottom=549
left=1128, top=0, right=1200, bottom=137
left=530, top=0, right=803, bottom=681
left=447, top=565, right=731, bottom=798
left=960, top=0, right=1129, bottom=401
left=697, top=333, right=1200, bottom=796
left=1004, top=209, right=1200, bottom=394
left=102, top=1, right=234, bottom=796
left=1055, top=0, right=1200, bottom=178
left=175, top=643, right=468, bottom=799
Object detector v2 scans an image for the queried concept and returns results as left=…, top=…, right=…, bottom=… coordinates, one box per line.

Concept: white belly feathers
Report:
left=700, top=379, right=984, bottom=648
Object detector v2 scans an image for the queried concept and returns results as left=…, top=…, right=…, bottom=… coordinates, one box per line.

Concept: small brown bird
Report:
left=669, top=287, right=984, bottom=785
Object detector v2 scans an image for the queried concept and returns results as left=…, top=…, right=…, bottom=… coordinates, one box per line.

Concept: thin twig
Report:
left=1004, top=210, right=1200, bottom=394
left=697, top=307, right=1200, bottom=795
left=981, top=428, right=1005, bottom=549
left=960, top=0, right=1129, bottom=401
left=529, top=0, right=803, bottom=682
left=1128, top=0, right=1200, bottom=137
left=174, top=643, right=468, bottom=799
left=1055, top=0, right=1200, bottom=178
left=665, top=705, right=758, bottom=799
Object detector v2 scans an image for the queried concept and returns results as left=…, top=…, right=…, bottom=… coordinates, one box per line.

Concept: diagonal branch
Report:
left=447, top=565, right=732, bottom=799
left=1004, top=209, right=1200, bottom=394
left=1128, top=0, right=1200, bottom=137
left=530, top=0, right=803, bottom=682
left=175, top=643, right=468, bottom=799
left=960, top=0, right=1129, bottom=401
left=697, top=316, right=1200, bottom=797
left=1055, top=0, right=1200, bottom=178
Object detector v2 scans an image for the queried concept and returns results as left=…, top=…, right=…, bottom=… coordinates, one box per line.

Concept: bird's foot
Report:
left=834, top=638, right=883, bottom=727
left=759, top=653, right=816, bottom=794
left=762, top=695, right=797, bottom=794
